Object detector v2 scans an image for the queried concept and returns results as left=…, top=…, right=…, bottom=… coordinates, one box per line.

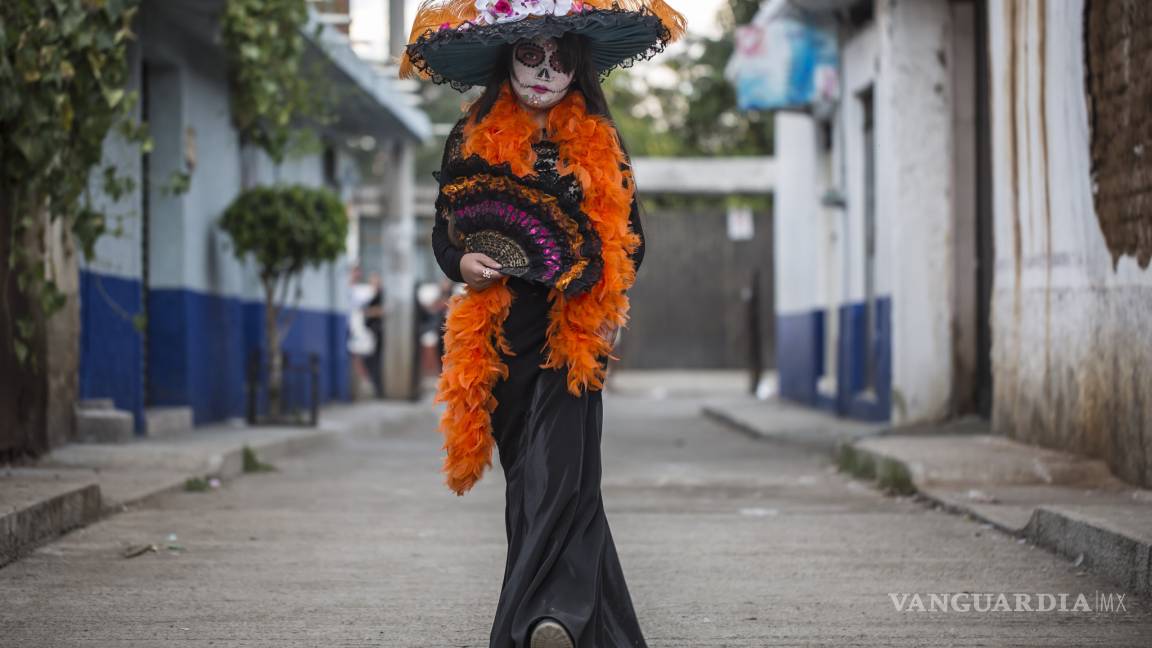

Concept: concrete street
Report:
left=1, top=394, right=1149, bottom=647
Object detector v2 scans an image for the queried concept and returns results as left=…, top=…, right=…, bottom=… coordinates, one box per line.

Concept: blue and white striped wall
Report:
left=773, top=75, right=892, bottom=422
left=78, top=15, right=351, bottom=431
left=79, top=43, right=147, bottom=431
left=773, top=3, right=968, bottom=426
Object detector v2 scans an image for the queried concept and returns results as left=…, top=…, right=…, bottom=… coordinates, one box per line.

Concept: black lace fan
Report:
left=437, top=157, right=603, bottom=297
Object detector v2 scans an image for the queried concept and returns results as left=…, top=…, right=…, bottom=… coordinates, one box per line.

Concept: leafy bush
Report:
left=220, top=185, right=348, bottom=414
left=242, top=445, right=277, bottom=473
left=221, top=0, right=329, bottom=163
left=221, top=185, right=347, bottom=275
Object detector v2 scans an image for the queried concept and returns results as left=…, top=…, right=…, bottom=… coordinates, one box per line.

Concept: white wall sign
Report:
left=727, top=206, right=755, bottom=241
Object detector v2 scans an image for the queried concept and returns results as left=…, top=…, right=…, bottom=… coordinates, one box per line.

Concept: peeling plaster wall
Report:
left=1083, top=0, right=1152, bottom=267
left=989, top=0, right=1152, bottom=487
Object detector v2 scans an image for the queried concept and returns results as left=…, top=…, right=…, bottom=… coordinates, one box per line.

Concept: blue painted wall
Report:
left=78, top=4, right=356, bottom=433
left=777, top=309, right=824, bottom=406
left=80, top=276, right=350, bottom=429
left=79, top=271, right=146, bottom=431
left=147, top=288, right=247, bottom=423
left=241, top=300, right=350, bottom=419
left=148, top=287, right=350, bottom=425
left=835, top=298, right=891, bottom=421
left=777, top=297, right=891, bottom=422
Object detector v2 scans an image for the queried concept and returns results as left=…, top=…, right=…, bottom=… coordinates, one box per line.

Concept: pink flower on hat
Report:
left=474, top=0, right=517, bottom=24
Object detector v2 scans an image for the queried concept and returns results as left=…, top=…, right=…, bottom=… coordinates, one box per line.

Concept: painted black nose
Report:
left=538, top=67, right=551, bottom=81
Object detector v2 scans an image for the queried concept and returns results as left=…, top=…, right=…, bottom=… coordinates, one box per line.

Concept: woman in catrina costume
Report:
left=402, top=2, right=685, bottom=646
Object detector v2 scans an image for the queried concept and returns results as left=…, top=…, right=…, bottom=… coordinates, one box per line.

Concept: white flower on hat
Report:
left=521, top=0, right=576, bottom=16
left=474, top=0, right=578, bottom=25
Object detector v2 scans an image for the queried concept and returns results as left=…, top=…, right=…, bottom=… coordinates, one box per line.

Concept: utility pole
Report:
left=389, top=0, right=406, bottom=61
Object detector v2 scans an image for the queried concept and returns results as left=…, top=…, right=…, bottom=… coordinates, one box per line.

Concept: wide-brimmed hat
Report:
left=400, top=0, right=687, bottom=92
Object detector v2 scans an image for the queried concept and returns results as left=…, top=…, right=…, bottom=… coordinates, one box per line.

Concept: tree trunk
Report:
left=44, top=215, right=80, bottom=448
left=263, top=278, right=283, bottom=417
left=0, top=184, right=50, bottom=462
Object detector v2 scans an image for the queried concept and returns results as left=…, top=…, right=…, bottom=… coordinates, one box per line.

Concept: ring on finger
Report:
left=482, top=268, right=494, bottom=280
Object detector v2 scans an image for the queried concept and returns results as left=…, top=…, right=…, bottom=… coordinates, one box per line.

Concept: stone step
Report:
left=75, top=398, right=116, bottom=411
left=75, top=408, right=134, bottom=444
left=144, top=407, right=194, bottom=438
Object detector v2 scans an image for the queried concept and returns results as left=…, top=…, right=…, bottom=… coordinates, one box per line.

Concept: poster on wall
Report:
left=724, top=1, right=840, bottom=115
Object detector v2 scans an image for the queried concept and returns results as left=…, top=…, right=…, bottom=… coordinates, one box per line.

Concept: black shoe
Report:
left=530, top=617, right=574, bottom=648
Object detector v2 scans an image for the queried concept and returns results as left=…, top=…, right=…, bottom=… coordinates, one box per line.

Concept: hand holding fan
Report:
left=438, top=157, right=603, bottom=297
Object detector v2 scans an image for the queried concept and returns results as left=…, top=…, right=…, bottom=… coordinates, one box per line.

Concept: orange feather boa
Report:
left=434, top=83, right=640, bottom=496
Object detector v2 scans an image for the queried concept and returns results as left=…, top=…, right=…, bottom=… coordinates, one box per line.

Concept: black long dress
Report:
left=431, top=121, right=648, bottom=648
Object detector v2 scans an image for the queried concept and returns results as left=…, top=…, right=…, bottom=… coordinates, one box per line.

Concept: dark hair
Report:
left=470, top=32, right=614, bottom=124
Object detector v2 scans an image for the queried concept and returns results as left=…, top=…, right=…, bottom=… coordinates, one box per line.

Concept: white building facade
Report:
left=753, top=0, right=1151, bottom=487
left=769, top=0, right=989, bottom=424
left=80, top=0, right=430, bottom=432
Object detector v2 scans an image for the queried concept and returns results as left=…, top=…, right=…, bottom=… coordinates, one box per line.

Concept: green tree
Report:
left=220, top=186, right=348, bottom=417
left=221, top=0, right=330, bottom=164
left=605, top=0, right=771, bottom=210
left=607, top=0, right=771, bottom=158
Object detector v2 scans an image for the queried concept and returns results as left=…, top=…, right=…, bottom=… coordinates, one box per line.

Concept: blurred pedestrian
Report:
left=362, top=272, right=386, bottom=397
left=435, top=278, right=453, bottom=361
left=416, top=281, right=451, bottom=380
left=346, top=264, right=376, bottom=399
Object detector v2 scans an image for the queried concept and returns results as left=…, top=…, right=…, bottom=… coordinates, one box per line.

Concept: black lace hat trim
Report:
left=407, top=8, right=674, bottom=92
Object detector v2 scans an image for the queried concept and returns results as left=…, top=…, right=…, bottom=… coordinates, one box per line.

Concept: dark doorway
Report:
left=140, top=60, right=152, bottom=408
left=974, top=0, right=994, bottom=417
left=860, top=86, right=878, bottom=394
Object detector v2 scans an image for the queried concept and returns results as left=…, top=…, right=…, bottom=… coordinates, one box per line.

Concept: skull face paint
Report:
left=510, top=37, right=574, bottom=110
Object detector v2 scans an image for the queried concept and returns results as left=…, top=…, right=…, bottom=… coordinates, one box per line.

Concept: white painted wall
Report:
left=82, top=10, right=351, bottom=316
left=772, top=0, right=968, bottom=423
left=381, top=140, right=417, bottom=399
left=988, top=0, right=1152, bottom=486
left=838, top=21, right=879, bottom=304
left=875, top=0, right=956, bottom=423
left=631, top=157, right=776, bottom=195
left=773, top=111, right=825, bottom=316
left=83, top=44, right=144, bottom=282
left=178, top=38, right=247, bottom=299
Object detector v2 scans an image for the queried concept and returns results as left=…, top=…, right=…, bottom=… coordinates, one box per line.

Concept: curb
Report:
left=99, top=428, right=341, bottom=516
left=1028, top=507, right=1151, bottom=595
left=700, top=404, right=874, bottom=454
left=1, top=406, right=424, bottom=569
left=833, top=441, right=916, bottom=495
left=1, top=484, right=102, bottom=568
left=701, top=405, right=785, bottom=442
left=840, top=440, right=1151, bottom=596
